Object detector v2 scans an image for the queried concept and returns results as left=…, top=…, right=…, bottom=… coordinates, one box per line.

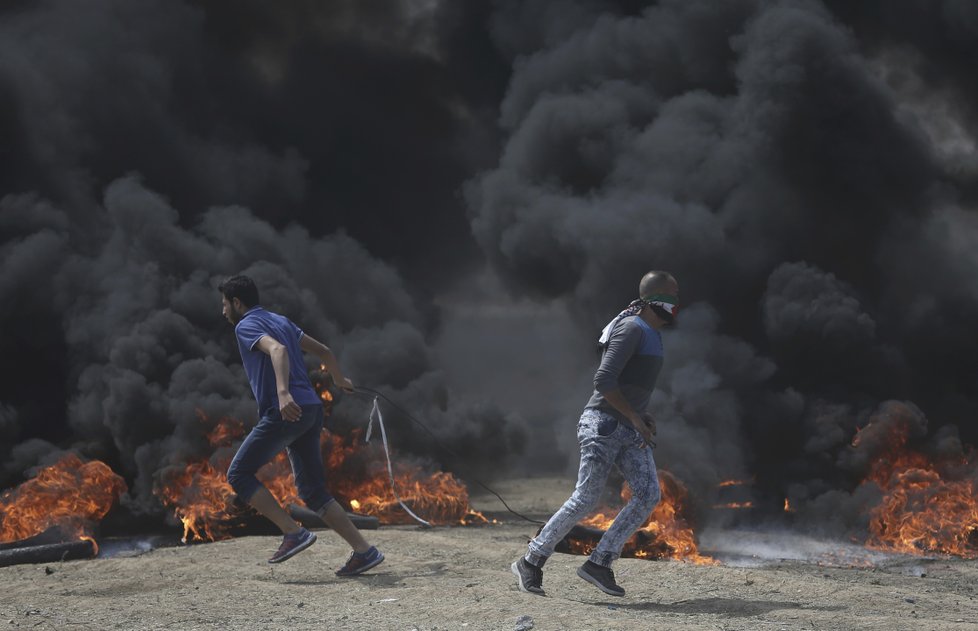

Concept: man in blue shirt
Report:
left=512, top=271, right=679, bottom=597
left=219, top=275, right=384, bottom=574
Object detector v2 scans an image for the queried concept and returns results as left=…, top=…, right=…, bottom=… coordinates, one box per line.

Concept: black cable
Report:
left=347, top=386, right=544, bottom=526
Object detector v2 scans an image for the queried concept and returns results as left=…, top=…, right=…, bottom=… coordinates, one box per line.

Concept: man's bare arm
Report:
left=254, top=335, right=302, bottom=421
left=299, top=334, right=354, bottom=392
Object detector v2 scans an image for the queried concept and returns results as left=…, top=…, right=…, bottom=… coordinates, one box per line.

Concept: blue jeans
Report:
left=227, top=403, right=334, bottom=512
left=527, top=408, right=660, bottom=568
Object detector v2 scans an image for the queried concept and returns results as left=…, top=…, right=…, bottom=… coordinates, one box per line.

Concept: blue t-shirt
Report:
left=234, top=306, right=321, bottom=417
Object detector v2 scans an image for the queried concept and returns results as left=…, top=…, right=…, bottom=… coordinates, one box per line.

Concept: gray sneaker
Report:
left=511, top=557, right=545, bottom=595
left=577, top=560, right=625, bottom=596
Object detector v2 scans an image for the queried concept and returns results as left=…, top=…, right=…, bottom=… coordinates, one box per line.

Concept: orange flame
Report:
left=569, top=471, right=714, bottom=564
left=320, top=429, right=483, bottom=526
left=155, top=414, right=487, bottom=542
left=717, top=478, right=753, bottom=488
left=315, top=365, right=334, bottom=406
left=80, top=534, right=99, bottom=556
left=712, top=502, right=754, bottom=509
left=861, top=419, right=978, bottom=558
left=204, top=414, right=244, bottom=448
left=0, top=454, right=126, bottom=543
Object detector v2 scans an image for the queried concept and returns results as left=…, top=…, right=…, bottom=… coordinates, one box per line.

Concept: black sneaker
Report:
left=511, top=557, right=545, bottom=595
left=268, top=527, right=317, bottom=564
left=577, top=560, right=625, bottom=596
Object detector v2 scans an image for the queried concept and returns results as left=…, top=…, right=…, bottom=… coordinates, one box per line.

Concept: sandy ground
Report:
left=2, top=477, right=978, bottom=631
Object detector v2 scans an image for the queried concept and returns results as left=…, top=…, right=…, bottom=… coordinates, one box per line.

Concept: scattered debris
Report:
left=514, top=614, right=534, bottom=631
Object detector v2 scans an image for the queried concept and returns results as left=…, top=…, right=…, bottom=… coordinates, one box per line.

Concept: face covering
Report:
left=643, top=293, right=679, bottom=325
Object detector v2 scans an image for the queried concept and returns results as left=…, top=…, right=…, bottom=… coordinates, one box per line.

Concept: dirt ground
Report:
left=2, top=477, right=977, bottom=631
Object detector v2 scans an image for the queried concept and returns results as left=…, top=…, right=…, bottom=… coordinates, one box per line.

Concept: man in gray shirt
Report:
left=512, top=271, right=679, bottom=597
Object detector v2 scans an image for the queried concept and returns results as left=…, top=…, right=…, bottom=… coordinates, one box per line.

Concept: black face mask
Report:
left=642, top=293, right=679, bottom=326
left=649, top=303, right=675, bottom=325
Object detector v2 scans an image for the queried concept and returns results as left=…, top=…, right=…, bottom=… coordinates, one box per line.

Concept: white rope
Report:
left=365, top=397, right=432, bottom=527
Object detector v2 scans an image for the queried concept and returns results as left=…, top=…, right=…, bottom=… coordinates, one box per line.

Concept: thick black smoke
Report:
left=0, top=0, right=521, bottom=516
left=3, top=174, right=527, bottom=514
left=468, top=0, right=978, bottom=529
left=4, top=0, right=978, bottom=541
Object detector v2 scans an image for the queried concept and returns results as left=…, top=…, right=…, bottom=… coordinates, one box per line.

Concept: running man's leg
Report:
left=285, top=404, right=372, bottom=553
left=228, top=412, right=306, bottom=534
left=318, top=500, right=370, bottom=553
left=589, top=435, right=660, bottom=568
left=286, top=404, right=335, bottom=511
left=526, top=410, right=621, bottom=567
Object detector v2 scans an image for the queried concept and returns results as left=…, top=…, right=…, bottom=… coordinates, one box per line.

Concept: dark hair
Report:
left=218, top=275, right=259, bottom=307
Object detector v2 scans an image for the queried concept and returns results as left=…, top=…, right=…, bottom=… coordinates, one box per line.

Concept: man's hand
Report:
left=635, top=423, right=655, bottom=447
left=299, top=335, right=355, bottom=394
left=641, top=411, right=657, bottom=436
left=278, top=391, right=301, bottom=422
left=628, top=413, right=656, bottom=447
left=332, top=375, right=354, bottom=394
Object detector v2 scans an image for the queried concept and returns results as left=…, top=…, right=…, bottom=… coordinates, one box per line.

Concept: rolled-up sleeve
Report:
left=593, top=320, right=642, bottom=393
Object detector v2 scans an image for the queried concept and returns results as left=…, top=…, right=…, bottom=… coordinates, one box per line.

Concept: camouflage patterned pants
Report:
left=526, top=408, right=660, bottom=568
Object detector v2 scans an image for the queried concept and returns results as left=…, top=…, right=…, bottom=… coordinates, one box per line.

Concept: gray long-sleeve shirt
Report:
left=585, top=315, right=664, bottom=421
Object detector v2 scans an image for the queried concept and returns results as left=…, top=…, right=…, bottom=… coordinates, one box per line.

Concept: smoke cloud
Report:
left=0, top=0, right=520, bottom=517
left=468, top=0, right=978, bottom=529
left=3, top=0, right=978, bottom=540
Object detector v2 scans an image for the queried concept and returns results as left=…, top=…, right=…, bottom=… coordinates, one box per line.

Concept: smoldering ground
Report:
left=2, top=0, right=978, bottom=541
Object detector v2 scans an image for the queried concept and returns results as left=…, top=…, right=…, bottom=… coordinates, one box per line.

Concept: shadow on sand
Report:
left=593, top=596, right=845, bottom=618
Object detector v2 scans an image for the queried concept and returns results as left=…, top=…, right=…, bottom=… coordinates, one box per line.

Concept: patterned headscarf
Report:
left=597, top=294, right=679, bottom=347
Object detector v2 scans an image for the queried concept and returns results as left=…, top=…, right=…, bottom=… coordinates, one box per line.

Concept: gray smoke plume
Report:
left=467, top=0, right=978, bottom=530
left=4, top=0, right=978, bottom=542
left=2, top=174, right=525, bottom=515
left=0, top=0, right=522, bottom=518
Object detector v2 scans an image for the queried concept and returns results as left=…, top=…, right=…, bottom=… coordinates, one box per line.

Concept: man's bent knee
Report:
left=227, top=463, right=260, bottom=503
left=311, top=495, right=337, bottom=516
